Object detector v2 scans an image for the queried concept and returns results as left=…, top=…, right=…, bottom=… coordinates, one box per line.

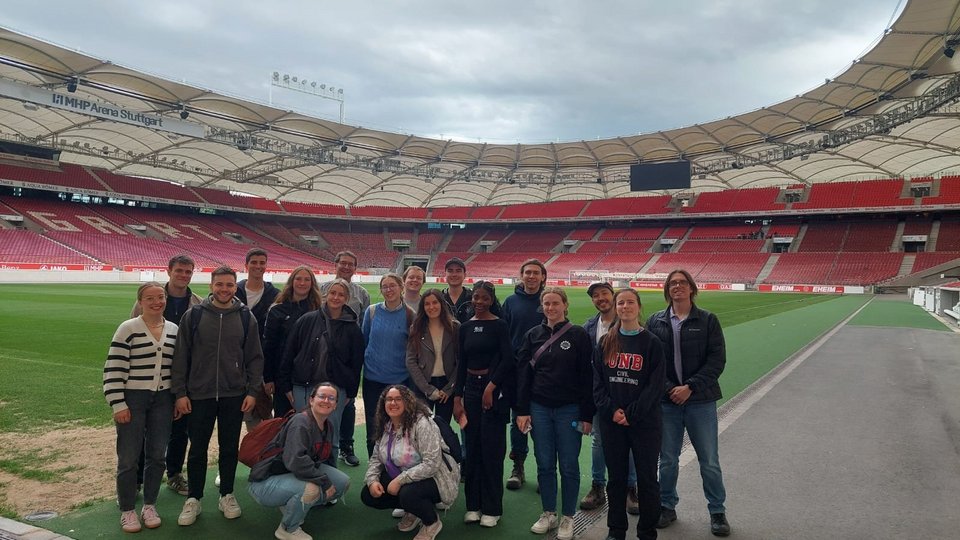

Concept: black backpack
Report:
left=433, top=415, right=462, bottom=465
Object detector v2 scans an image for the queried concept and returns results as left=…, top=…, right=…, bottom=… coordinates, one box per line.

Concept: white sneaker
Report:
left=557, top=515, right=575, bottom=540
left=178, top=497, right=201, bottom=526
left=392, top=508, right=406, bottom=518
left=464, top=510, right=481, bottom=524
left=215, top=474, right=221, bottom=487
left=274, top=524, right=313, bottom=540
left=479, top=514, right=500, bottom=527
left=530, top=511, right=558, bottom=534
left=398, top=512, right=421, bottom=532
left=413, top=518, right=443, bottom=540
left=218, top=493, right=242, bottom=519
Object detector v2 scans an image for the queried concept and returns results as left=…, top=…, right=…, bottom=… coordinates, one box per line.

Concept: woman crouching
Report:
left=247, top=382, right=350, bottom=540
left=362, top=385, right=460, bottom=540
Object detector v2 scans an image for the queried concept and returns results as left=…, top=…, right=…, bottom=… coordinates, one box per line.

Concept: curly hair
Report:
left=372, top=384, right=431, bottom=441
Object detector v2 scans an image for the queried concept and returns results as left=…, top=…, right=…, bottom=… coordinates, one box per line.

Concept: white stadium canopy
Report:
left=2, top=0, right=960, bottom=208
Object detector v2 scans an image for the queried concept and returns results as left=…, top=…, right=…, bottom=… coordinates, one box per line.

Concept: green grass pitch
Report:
left=0, top=282, right=839, bottom=432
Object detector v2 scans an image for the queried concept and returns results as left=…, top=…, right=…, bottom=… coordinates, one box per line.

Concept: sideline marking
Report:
left=677, top=296, right=874, bottom=468
left=0, top=353, right=101, bottom=371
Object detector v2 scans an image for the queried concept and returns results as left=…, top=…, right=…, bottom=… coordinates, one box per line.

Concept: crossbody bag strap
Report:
left=530, top=322, right=573, bottom=367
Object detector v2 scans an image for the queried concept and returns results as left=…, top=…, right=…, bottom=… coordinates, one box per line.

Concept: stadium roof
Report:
left=2, top=0, right=960, bottom=208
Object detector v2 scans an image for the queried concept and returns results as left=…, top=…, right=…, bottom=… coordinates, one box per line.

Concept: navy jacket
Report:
left=502, top=284, right=544, bottom=350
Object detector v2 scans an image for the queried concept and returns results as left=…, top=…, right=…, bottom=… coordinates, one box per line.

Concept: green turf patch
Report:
left=847, top=298, right=949, bottom=331
left=0, top=449, right=78, bottom=482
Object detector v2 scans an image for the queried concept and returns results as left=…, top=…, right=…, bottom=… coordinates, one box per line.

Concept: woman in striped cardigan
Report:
left=103, top=281, right=178, bottom=533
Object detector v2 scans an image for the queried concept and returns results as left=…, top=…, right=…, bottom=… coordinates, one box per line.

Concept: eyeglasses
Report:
left=668, top=280, right=690, bottom=288
left=384, top=397, right=404, bottom=403
left=381, top=283, right=399, bottom=291
left=312, top=394, right=337, bottom=402
left=337, top=261, right=356, bottom=268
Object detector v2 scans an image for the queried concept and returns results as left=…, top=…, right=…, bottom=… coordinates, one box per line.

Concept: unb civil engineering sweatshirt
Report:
left=592, top=329, right=666, bottom=430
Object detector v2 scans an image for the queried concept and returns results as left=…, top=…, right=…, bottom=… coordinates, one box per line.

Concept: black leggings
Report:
left=600, top=418, right=661, bottom=540
left=360, top=472, right=441, bottom=525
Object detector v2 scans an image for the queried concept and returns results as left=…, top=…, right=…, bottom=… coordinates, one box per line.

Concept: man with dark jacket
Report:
left=235, top=248, right=279, bottom=430
left=171, top=266, right=264, bottom=527
left=441, top=257, right=473, bottom=323
left=277, top=297, right=364, bottom=464
left=501, top=258, right=546, bottom=490
left=645, top=269, right=730, bottom=537
left=580, top=282, right=641, bottom=515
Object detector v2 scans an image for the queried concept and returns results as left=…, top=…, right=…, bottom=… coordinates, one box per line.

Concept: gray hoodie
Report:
left=171, top=296, right=264, bottom=401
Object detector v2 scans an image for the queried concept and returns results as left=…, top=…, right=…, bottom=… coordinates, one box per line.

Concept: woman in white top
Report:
left=103, top=281, right=178, bottom=533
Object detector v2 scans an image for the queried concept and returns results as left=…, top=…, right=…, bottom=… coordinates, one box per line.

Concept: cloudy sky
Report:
left=5, top=0, right=903, bottom=143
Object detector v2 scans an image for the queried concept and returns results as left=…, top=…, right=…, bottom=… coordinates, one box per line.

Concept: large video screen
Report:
left=629, top=160, right=691, bottom=191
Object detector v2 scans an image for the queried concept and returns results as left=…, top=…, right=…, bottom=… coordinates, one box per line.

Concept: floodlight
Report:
left=292, top=76, right=298, bottom=82
left=945, top=45, right=956, bottom=58
left=180, top=110, right=189, bottom=120
left=338, top=89, right=344, bottom=95
left=66, top=77, right=78, bottom=93
left=272, top=72, right=279, bottom=81
left=311, top=82, right=317, bottom=88
left=340, top=144, right=348, bottom=152
left=320, top=84, right=326, bottom=90
left=283, top=74, right=289, bottom=82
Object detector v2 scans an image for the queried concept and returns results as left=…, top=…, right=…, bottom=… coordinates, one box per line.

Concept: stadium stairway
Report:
left=891, top=220, right=905, bottom=251
left=639, top=253, right=660, bottom=273
left=80, top=167, right=115, bottom=191
left=897, top=254, right=916, bottom=277
left=755, top=253, right=780, bottom=283
left=928, top=220, right=941, bottom=251
left=790, top=223, right=808, bottom=252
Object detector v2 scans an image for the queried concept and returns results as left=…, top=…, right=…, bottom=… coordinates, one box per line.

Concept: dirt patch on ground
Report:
left=0, top=400, right=369, bottom=518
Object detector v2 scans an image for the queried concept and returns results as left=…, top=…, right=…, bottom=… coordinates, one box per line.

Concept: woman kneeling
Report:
left=247, top=382, right=350, bottom=540
left=362, top=385, right=460, bottom=540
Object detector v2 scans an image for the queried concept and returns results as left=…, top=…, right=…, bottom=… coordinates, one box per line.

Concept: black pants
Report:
left=340, top=398, right=356, bottom=449
left=412, top=376, right=454, bottom=424
left=166, top=415, right=190, bottom=476
left=362, top=377, right=411, bottom=457
left=186, top=395, right=244, bottom=499
left=360, top=471, right=441, bottom=525
left=273, top=389, right=293, bottom=418
left=463, top=374, right=508, bottom=516
left=600, top=418, right=661, bottom=540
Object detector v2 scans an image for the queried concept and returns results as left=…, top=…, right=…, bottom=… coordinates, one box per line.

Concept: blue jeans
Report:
left=248, top=468, right=350, bottom=532
left=591, top=412, right=637, bottom=488
left=660, top=400, right=727, bottom=514
left=293, top=384, right=348, bottom=460
left=115, top=390, right=173, bottom=511
left=530, top=402, right=582, bottom=517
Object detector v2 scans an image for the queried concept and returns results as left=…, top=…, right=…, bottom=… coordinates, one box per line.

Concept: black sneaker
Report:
left=710, top=513, right=730, bottom=537
left=656, top=507, right=677, bottom=529
left=506, top=462, right=524, bottom=490
left=340, top=444, right=360, bottom=467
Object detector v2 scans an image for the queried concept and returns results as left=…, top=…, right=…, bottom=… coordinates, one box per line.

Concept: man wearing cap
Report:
left=580, top=282, right=641, bottom=516
left=441, top=257, right=474, bottom=323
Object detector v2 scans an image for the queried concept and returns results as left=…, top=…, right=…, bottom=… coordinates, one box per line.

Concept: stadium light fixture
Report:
left=66, top=76, right=78, bottom=93
left=269, top=70, right=346, bottom=123
left=178, top=104, right=189, bottom=120
left=945, top=39, right=958, bottom=58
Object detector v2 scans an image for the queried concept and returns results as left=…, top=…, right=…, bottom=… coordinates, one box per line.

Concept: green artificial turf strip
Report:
left=847, top=297, right=949, bottom=331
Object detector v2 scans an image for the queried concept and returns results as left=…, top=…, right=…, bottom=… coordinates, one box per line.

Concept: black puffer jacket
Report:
left=277, top=305, right=364, bottom=398
left=261, top=299, right=313, bottom=384
left=645, top=303, right=726, bottom=403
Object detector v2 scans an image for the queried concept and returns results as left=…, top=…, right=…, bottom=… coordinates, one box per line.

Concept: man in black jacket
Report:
left=646, top=269, right=731, bottom=537
left=441, top=257, right=473, bottom=323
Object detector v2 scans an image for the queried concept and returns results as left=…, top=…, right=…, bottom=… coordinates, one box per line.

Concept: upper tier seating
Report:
left=842, top=221, right=897, bottom=252
left=499, top=201, right=587, bottom=219
left=687, top=224, right=762, bottom=239
left=495, top=230, right=568, bottom=252
left=683, top=187, right=784, bottom=213
left=568, top=227, right=599, bottom=241
left=923, top=175, right=960, bottom=205
left=429, top=206, right=472, bottom=220
left=793, top=179, right=912, bottom=210
left=0, top=162, right=104, bottom=192
left=582, top=196, right=672, bottom=217
left=351, top=205, right=429, bottom=220
left=93, top=169, right=204, bottom=203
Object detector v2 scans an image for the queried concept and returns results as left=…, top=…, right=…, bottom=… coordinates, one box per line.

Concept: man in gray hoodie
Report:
left=171, top=266, right=264, bottom=526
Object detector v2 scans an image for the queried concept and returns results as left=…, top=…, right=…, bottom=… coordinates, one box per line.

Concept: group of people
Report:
left=104, top=249, right=731, bottom=540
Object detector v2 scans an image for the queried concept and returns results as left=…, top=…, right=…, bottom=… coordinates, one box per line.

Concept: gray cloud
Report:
left=5, top=0, right=901, bottom=142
